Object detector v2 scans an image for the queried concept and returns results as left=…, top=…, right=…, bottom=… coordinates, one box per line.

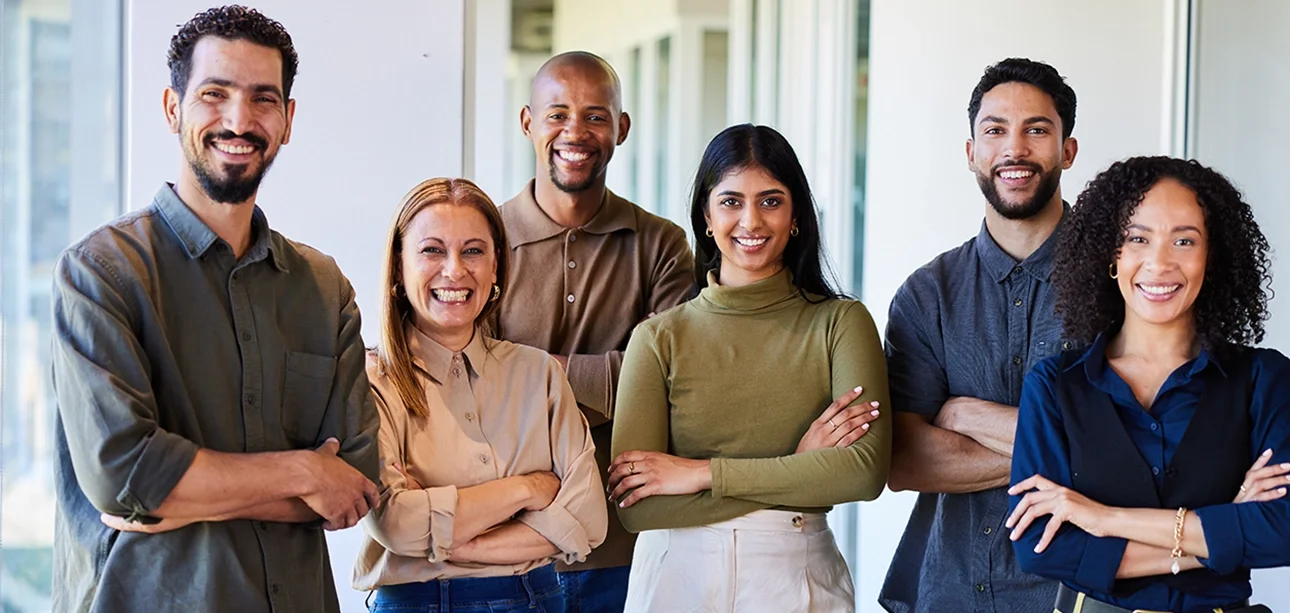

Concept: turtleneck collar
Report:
left=694, top=268, right=802, bottom=314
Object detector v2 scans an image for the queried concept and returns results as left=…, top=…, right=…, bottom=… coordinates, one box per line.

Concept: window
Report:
left=1, top=1, right=123, bottom=610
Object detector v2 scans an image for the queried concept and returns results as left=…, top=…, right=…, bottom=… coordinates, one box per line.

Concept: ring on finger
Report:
left=1240, top=484, right=1249, bottom=494
left=828, top=418, right=838, bottom=429
left=629, top=462, right=637, bottom=474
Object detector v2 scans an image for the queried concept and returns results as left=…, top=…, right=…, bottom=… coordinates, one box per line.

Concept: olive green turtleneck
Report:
left=611, top=269, right=892, bottom=532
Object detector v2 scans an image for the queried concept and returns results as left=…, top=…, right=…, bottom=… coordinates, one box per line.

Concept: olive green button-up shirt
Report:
left=51, top=184, right=379, bottom=613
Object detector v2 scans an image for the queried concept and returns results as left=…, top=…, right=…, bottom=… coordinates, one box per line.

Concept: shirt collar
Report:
left=501, top=179, right=637, bottom=247
left=405, top=323, right=489, bottom=383
left=1067, top=331, right=1229, bottom=388
left=154, top=183, right=289, bottom=272
left=974, top=201, right=1070, bottom=284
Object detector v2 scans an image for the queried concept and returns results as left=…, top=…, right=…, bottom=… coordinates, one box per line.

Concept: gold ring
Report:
left=1240, top=484, right=1248, bottom=494
left=828, top=418, right=838, bottom=429
left=629, top=462, right=637, bottom=474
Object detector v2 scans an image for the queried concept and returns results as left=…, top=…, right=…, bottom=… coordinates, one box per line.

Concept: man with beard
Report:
left=50, top=6, right=379, bottom=612
left=878, top=58, right=1079, bottom=613
left=493, top=51, right=694, bottom=612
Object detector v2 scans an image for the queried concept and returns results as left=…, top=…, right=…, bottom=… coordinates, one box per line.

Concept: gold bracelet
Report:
left=1170, top=507, right=1186, bottom=575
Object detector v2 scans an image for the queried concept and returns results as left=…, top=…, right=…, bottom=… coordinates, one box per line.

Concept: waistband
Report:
left=373, top=564, right=558, bottom=606
left=703, top=509, right=830, bottom=533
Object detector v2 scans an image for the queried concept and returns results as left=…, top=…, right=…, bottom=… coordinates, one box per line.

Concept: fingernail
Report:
left=853, top=386, right=863, bottom=393
left=1281, top=463, right=1290, bottom=470
left=1266, top=449, right=1274, bottom=456
left=871, top=409, right=880, bottom=416
left=1280, top=488, right=1287, bottom=495
left=861, top=423, right=870, bottom=430
left=870, top=401, right=880, bottom=407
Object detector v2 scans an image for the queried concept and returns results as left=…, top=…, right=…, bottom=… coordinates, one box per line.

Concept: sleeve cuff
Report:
left=517, top=504, right=591, bottom=564
left=1195, top=504, right=1243, bottom=574
left=565, top=353, right=610, bottom=420
left=710, top=458, right=727, bottom=500
left=120, top=430, right=199, bottom=516
left=425, top=486, right=459, bottom=563
left=1074, top=535, right=1128, bottom=592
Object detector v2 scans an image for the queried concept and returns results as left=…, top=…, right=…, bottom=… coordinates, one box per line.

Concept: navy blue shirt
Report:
left=1010, top=334, right=1290, bottom=612
left=880, top=211, right=1069, bottom=613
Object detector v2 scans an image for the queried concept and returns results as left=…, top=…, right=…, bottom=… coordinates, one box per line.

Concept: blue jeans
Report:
left=557, top=566, right=630, bottom=613
left=370, top=565, right=564, bottom=612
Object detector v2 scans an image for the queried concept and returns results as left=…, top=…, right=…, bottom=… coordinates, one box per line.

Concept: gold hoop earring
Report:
left=705, top=227, right=713, bottom=238
left=790, top=224, right=800, bottom=237
left=489, top=284, right=501, bottom=302
left=389, top=284, right=400, bottom=297
left=1108, top=263, right=1118, bottom=279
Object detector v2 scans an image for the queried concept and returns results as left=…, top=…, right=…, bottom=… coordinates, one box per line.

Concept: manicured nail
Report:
left=1281, top=463, right=1290, bottom=470
left=1280, top=488, right=1287, bottom=495
left=870, top=401, right=880, bottom=407
left=871, top=409, right=880, bottom=416
left=853, top=386, right=863, bottom=393
left=1265, top=449, right=1274, bottom=456
left=861, top=423, right=870, bottom=430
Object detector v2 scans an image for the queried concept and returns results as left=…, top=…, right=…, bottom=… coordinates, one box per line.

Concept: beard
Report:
left=547, top=149, right=607, bottom=193
left=976, top=161, right=1062, bottom=221
left=183, top=127, right=275, bottom=204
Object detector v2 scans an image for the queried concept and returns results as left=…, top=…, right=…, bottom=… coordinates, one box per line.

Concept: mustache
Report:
left=205, top=130, right=269, bottom=149
left=992, top=160, right=1043, bottom=175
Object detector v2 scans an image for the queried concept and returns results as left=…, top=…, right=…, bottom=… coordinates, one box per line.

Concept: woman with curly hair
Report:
left=1005, top=156, right=1290, bottom=613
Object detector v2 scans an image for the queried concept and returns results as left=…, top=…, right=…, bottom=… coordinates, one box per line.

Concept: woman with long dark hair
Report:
left=1007, top=156, right=1290, bottom=613
left=606, top=124, right=891, bottom=612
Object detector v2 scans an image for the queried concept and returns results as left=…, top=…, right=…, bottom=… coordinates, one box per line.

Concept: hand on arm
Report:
left=889, top=412, right=1012, bottom=493
left=397, top=465, right=560, bottom=549
left=796, top=386, right=882, bottom=453
left=607, top=451, right=712, bottom=508
left=448, top=521, right=560, bottom=565
left=933, top=397, right=1018, bottom=457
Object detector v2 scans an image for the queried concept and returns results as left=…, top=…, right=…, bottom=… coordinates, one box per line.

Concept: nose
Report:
left=739, top=205, right=764, bottom=232
left=1142, top=240, right=1177, bottom=272
left=222, top=94, right=255, bottom=136
left=561, top=115, right=591, bottom=141
left=1002, top=131, right=1031, bottom=161
left=441, top=251, right=467, bottom=280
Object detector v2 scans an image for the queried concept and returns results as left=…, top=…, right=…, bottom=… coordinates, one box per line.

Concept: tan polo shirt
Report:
left=352, top=325, right=606, bottom=588
left=496, top=180, right=695, bottom=570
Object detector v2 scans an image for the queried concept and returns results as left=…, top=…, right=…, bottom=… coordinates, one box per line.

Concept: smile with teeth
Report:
left=734, top=236, right=769, bottom=247
left=998, top=169, right=1035, bottom=179
left=213, top=142, right=256, bottom=155
left=1137, top=283, right=1181, bottom=296
left=556, top=150, right=591, bottom=163
left=432, top=288, right=472, bottom=303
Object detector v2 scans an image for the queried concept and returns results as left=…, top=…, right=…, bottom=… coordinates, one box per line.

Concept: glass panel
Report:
left=1, top=1, right=123, bottom=610
left=654, top=36, right=671, bottom=215
left=701, top=30, right=729, bottom=143
left=851, top=1, right=872, bottom=292
left=627, top=45, right=642, bottom=203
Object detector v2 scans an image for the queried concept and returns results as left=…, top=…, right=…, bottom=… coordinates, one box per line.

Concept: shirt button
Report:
left=1150, top=423, right=1159, bottom=432
left=983, top=526, right=992, bottom=535
left=1012, top=266, right=1022, bottom=276
left=480, top=455, right=490, bottom=464
left=271, top=583, right=280, bottom=595
left=1063, top=341, right=1072, bottom=350
left=465, top=412, right=475, bottom=421
left=975, top=583, right=986, bottom=593
left=258, top=521, right=268, bottom=530
left=1152, top=466, right=1160, bottom=475
left=241, top=331, right=252, bottom=341
left=567, top=294, right=575, bottom=303
left=791, top=515, right=804, bottom=528
left=1013, top=298, right=1023, bottom=307
left=1012, top=356, right=1022, bottom=366
left=568, top=261, right=576, bottom=269
left=568, top=233, right=577, bottom=242
left=452, top=368, right=461, bottom=377
left=246, top=394, right=257, bottom=405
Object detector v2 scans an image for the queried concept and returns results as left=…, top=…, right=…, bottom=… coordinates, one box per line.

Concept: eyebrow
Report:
left=419, top=237, right=490, bottom=245
left=196, top=78, right=284, bottom=99
left=716, top=188, right=787, bottom=198
left=978, top=115, right=1055, bottom=127
left=543, top=103, right=613, bottom=114
left=1127, top=223, right=1203, bottom=233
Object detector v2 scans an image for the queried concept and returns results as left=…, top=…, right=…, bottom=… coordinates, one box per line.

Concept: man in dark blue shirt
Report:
left=879, top=58, right=1081, bottom=613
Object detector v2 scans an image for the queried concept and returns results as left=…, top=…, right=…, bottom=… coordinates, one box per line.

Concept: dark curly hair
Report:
left=168, top=6, right=299, bottom=99
left=968, top=58, right=1077, bottom=139
left=1054, top=156, right=1272, bottom=351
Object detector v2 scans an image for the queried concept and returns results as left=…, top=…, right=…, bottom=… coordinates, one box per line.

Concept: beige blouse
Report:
left=352, top=325, right=606, bottom=589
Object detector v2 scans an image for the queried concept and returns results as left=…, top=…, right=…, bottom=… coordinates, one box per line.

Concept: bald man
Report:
left=492, top=51, right=694, bottom=611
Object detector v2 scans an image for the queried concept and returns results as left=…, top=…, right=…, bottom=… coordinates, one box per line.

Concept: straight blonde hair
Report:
left=376, top=178, right=510, bottom=418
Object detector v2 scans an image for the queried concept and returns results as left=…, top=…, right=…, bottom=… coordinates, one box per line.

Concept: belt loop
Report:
left=439, top=578, right=450, bottom=611
left=521, top=571, right=537, bottom=606
left=1073, top=591, right=1085, bottom=613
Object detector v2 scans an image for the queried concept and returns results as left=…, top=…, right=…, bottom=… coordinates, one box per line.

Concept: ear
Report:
left=164, top=87, right=182, bottom=134
left=617, top=111, right=632, bottom=145
left=1061, top=136, right=1078, bottom=170
left=281, top=98, right=296, bottom=145
left=964, top=137, right=976, bottom=171
left=520, top=105, right=533, bottom=138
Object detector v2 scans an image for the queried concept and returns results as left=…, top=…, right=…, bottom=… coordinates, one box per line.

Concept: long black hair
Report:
left=689, top=124, right=844, bottom=300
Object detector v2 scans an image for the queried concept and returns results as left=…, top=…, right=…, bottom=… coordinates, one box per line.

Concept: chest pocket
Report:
left=1028, top=318, right=1071, bottom=371
left=282, top=351, right=337, bottom=446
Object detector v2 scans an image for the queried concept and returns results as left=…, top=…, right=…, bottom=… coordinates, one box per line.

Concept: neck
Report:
left=716, top=260, right=783, bottom=288
left=1108, top=314, right=1200, bottom=364
left=418, top=320, right=475, bottom=353
left=532, top=175, right=606, bottom=228
left=983, top=194, right=1065, bottom=261
left=175, top=170, right=256, bottom=258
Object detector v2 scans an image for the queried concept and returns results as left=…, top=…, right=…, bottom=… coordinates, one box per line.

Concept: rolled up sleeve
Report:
left=326, top=277, right=381, bottom=485
left=52, top=249, right=198, bottom=519
left=884, top=281, right=950, bottom=418
left=517, top=356, right=607, bottom=563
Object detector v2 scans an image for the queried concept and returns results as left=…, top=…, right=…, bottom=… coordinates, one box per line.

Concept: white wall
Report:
left=126, top=2, right=467, bottom=611
left=859, top=0, right=1175, bottom=610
